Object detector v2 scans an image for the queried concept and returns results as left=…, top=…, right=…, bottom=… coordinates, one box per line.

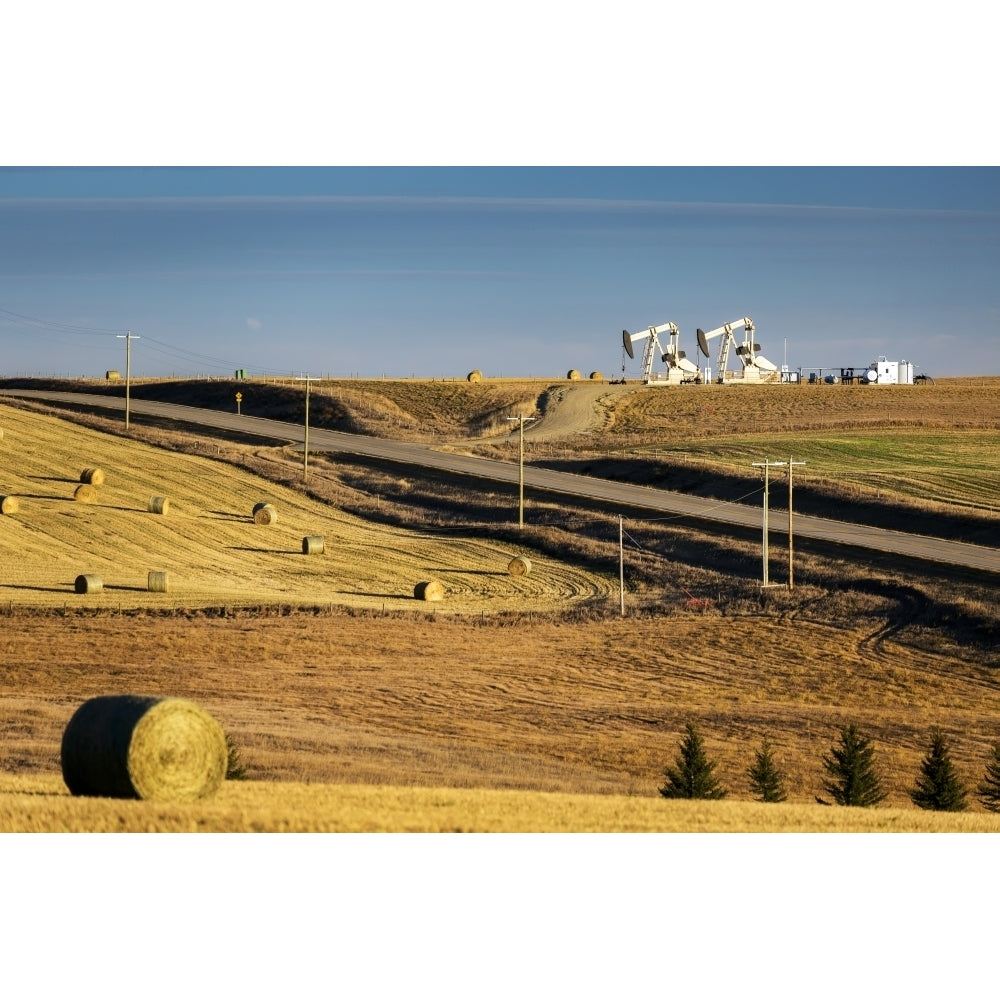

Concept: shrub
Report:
left=225, top=732, right=249, bottom=780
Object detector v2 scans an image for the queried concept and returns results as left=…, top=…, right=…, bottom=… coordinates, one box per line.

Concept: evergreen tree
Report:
left=659, top=722, right=726, bottom=800
left=976, top=742, right=1000, bottom=813
left=821, top=723, right=887, bottom=807
left=909, top=728, right=967, bottom=811
left=748, top=737, right=788, bottom=803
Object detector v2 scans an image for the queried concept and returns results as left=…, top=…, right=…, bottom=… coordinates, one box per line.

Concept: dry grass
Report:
left=3, top=607, right=1000, bottom=826
left=3, top=773, right=999, bottom=832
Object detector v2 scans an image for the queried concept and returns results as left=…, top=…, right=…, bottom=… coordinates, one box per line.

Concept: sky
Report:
left=2, top=5, right=998, bottom=382
left=1, top=166, right=998, bottom=380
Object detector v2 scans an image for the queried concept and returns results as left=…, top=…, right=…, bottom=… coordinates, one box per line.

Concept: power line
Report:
left=0, top=306, right=274, bottom=376
left=139, top=335, right=260, bottom=373
left=0, top=306, right=121, bottom=336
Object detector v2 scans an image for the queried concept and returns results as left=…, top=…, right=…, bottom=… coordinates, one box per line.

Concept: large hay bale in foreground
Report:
left=74, top=574, right=103, bottom=594
left=80, top=467, right=105, bottom=486
left=414, top=580, right=445, bottom=602
left=302, top=535, right=325, bottom=555
left=508, top=555, right=532, bottom=576
left=74, top=484, right=97, bottom=503
left=148, top=570, right=169, bottom=593
left=467, top=369, right=483, bottom=383
left=0, top=495, right=19, bottom=515
left=148, top=495, right=170, bottom=515
left=252, top=502, right=277, bottom=525
left=61, top=695, right=227, bottom=801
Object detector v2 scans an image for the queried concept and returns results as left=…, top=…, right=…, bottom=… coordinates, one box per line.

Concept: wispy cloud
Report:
left=1, top=193, right=996, bottom=222
left=246, top=316, right=262, bottom=331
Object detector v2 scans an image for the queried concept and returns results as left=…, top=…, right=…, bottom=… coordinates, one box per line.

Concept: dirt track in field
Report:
left=521, top=383, right=640, bottom=441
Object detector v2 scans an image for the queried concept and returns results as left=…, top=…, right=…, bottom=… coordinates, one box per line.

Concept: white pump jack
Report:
left=623, top=323, right=701, bottom=385
left=695, top=317, right=778, bottom=383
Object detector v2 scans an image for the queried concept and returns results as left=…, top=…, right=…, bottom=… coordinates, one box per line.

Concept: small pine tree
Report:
left=910, top=728, right=967, bottom=811
left=822, top=723, right=887, bottom=807
left=659, top=722, right=726, bottom=800
left=977, top=742, right=1000, bottom=813
left=748, top=737, right=788, bottom=803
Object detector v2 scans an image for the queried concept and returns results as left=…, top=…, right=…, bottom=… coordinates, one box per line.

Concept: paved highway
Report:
left=4, top=388, right=998, bottom=574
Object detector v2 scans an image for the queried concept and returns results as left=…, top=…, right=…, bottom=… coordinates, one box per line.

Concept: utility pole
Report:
left=296, top=375, right=322, bottom=480
left=505, top=414, right=537, bottom=528
left=619, top=514, right=625, bottom=616
left=116, top=331, right=139, bottom=429
left=752, top=458, right=787, bottom=587
left=787, top=456, right=806, bottom=590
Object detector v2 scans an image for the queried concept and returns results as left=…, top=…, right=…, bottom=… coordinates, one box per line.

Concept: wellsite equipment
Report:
left=696, top=317, right=779, bottom=384
left=622, top=323, right=701, bottom=386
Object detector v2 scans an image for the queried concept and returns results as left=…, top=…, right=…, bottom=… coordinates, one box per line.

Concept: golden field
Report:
left=0, top=399, right=608, bottom=612
left=4, top=772, right=999, bottom=832
left=1, top=377, right=999, bottom=832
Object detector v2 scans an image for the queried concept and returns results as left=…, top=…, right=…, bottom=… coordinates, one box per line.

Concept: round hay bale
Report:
left=589, top=371, right=603, bottom=381
left=567, top=369, right=581, bottom=380
left=148, top=495, right=170, bottom=515
left=302, top=535, right=325, bottom=555
left=0, top=495, right=19, bottom=515
left=467, top=369, right=483, bottom=383
left=60, top=695, right=227, bottom=801
left=148, top=570, right=169, bottom=593
left=508, top=555, right=532, bottom=576
left=253, top=503, right=278, bottom=525
left=74, top=484, right=97, bottom=503
left=74, top=574, right=103, bottom=594
left=414, top=580, right=445, bottom=602
left=80, top=467, right=105, bottom=486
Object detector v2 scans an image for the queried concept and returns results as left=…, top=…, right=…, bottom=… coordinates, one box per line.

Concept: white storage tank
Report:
left=866, top=356, right=914, bottom=384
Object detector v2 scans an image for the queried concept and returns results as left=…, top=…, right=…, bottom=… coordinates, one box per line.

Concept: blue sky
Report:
left=1, top=167, right=997, bottom=379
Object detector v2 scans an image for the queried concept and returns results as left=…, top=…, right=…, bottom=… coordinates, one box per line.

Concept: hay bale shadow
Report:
left=207, top=510, right=250, bottom=522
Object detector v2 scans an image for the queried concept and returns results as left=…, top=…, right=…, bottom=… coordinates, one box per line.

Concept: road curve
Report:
left=4, top=388, right=998, bottom=574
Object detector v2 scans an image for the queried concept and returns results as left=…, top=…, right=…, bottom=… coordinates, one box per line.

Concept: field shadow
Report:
left=227, top=546, right=298, bottom=555
left=14, top=493, right=71, bottom=501
left=0, top=583, right=151, bottom=594
left=336, top=590, right=410, bottom=600
left=424, top=568, right=504, bottom=576
left=26, top=475, right=77, bottom=484
left=207, top=510, right=249, bottom=522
